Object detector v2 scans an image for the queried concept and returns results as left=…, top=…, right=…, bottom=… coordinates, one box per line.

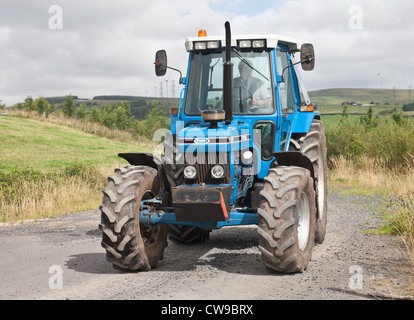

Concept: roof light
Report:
left=207, top=41, right=220, bottom=49
left=252, top=40, right=265, bottom=48
left=194, top=42, right=207, bottom=50
left=239, top=40, right=251, bottom=48
left=198, top=29, right=207, bottom=37
left=193, top=41, right=220, bottom=50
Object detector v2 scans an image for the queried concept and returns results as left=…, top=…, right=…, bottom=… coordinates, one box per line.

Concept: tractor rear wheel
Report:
left=169, top=225, right=210, bottom=244
left=99, top=165, right=168, bottom=271
left=258, top=166, right=316, bottom=273
left=291, top=119, right=327, bottom=244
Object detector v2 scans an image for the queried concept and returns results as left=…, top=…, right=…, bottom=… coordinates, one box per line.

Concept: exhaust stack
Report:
left=223, top=21, right=233, bottom=124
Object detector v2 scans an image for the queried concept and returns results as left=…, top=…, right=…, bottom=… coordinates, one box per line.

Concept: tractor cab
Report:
left=156, top=26, right=318, bottom=201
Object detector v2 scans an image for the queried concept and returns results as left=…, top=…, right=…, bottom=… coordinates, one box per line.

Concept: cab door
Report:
left=275, top=47, right=296, bottom=151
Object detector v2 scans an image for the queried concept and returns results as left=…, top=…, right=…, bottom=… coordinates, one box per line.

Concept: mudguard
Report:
left=118, top=153, right=168, bottom=199
left=271, top=151, right=315, bottom=180
left=118, top=153, right=162, bottom=172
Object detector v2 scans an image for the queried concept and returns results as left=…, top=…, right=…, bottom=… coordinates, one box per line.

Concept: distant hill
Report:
left=308, top=88, right=413, bottom=107
left=42, top=95, right=180, bottom=121
left=24, top=88, right=414, bottom=118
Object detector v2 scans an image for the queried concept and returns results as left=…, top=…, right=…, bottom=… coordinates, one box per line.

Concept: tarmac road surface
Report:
left=0, top=192, right=411, bottom=300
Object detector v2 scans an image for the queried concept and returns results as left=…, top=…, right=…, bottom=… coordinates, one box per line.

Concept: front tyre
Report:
left=258, top=166, right=316, bottom=273
left=99, top=165, right=168, bottom=271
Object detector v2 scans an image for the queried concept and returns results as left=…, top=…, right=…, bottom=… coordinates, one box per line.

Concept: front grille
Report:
left=184, top=152, right=231, bottom=185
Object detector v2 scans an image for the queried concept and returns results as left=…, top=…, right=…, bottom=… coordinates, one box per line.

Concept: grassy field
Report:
left=0, top=115, right=151, bottom=222
left=0, top=115, right=147, bottom=172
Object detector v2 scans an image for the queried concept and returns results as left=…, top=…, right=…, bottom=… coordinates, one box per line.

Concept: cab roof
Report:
left=185, top=34, right=302, bottom=52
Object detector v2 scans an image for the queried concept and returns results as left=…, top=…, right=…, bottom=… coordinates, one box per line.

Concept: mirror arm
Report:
left=280, top=56, right=313, bottom=82
left=154, top=60, right=183, bottom=84
left=166, top=66, right=183, bottom=84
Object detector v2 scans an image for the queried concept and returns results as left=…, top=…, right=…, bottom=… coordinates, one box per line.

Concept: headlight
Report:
left=211, top=165, right=225, bottom=179
left=184, top=165, right=197, bottom=179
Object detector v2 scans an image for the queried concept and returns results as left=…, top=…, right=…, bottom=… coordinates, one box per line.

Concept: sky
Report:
left=1, top=0, right=414, bottom=106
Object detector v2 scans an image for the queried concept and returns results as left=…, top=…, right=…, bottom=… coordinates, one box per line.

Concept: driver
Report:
left=233, top=60, right=271, bottom=112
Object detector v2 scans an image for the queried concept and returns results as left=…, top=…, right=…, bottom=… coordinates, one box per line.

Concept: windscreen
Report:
left=185, top=50, right=274, bottom=115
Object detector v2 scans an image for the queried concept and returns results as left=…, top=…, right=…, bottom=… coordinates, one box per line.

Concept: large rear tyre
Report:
left=162, top=132, right=185, bottom=187
left=169, top=225, right=210, bottom=244
left=291, top=119, right=328, bottom=244
left=258, top=166, right=316, bottom=273
left=99, top=165, right=168, bottom=271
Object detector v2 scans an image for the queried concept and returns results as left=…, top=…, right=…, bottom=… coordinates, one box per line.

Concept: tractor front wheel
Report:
left=99, top=165, right=168, bottom=271
left=258, top=166, right=316, bottom=273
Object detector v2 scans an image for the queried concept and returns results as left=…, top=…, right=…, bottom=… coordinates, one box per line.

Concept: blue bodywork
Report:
left=140, top=44, right=317, bottom=229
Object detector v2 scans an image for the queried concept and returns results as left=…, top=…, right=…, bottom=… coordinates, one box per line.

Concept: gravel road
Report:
left=0, top=191, right=411, bottom=300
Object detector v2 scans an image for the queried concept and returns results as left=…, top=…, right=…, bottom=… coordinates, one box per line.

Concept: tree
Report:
left=76, top=103, right=87, bottom=119
left=360, top=105, right=379, bottom=129
left=49, top=101, right=56, bottom=114
left=341, top=103, right=349, bottom=121
left=392, top=111, right=404, bottom=125
left=34, top=97, right=50, bottom=116
left=24, top=96, right=35, bottom=111
left=115, top=101, right=135, bottom=130
left=138, top=101, right=169, bottom=139
left=62, top=95, right=76, bottom=117
left=103, top=111, right=117, bottom=129
left=89, top=107, right=102, bottom=123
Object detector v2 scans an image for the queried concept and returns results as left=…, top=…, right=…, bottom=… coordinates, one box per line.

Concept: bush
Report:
left=134, top=102, right=169, bottom=139
left=62, top=160, right=102, bottom=185
left=402, top=102, right=414, bottom=112
left=326, top=116, right=414, bottom=171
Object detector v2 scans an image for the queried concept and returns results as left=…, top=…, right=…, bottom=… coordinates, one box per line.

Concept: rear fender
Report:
left=271, top=151, right=315, bottom=181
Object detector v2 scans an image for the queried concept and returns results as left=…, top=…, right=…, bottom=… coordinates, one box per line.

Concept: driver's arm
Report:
left=250, top=84, right=271, bottom=108
left=251, top=97, right=271, bottom=107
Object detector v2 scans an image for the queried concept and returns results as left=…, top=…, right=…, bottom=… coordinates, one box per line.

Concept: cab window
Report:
left=276, top=49, right=295, bottom=113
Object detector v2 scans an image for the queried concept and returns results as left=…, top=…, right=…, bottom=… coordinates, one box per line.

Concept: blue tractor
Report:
left=99, top=22, right=327, bottom=273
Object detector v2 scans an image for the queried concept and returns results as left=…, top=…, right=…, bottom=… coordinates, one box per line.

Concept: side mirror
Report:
left=155, top=50, right=167, bottom=77
left=301, top=43, right=315, bottom=71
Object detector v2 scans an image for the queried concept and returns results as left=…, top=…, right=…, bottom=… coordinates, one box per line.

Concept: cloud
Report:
left=1, top=0, right=414, bottom=105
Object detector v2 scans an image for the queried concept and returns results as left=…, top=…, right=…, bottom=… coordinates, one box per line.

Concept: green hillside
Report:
left=0, top=115, right=147, bottom=172
left=309, top=88, right=413, bottom=112
left=15, top=88, right=414, bottom=121
left=42, top=95, right=180, bottom=121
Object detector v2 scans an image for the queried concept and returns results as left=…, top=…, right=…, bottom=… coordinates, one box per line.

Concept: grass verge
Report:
left=0, top=161, right=117, bottom=223
left=329, top=155, right=414, bottom=290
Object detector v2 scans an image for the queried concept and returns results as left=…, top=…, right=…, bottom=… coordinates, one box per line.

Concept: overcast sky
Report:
left=1, top=0, right=413, bottom=106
